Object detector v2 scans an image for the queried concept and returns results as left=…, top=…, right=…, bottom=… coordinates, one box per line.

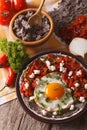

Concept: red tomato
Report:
left=0, top=9, right=12, bottom=25
left=11, top=0, right=27, bottom=11
left=0, top=53, right=8, bottom=67
left=0, top=0, right=11, bottom=10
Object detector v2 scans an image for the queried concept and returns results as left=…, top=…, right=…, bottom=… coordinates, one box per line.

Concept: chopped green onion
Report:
left=57, top=104, right=62, bottom=114
left=40, top=103, right=46, bottom=107
left=45, top=98, right=50, bottom=102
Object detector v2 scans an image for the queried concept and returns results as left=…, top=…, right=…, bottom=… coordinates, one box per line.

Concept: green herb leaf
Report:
left=46, top=73, right=52, bottom=78
left=57, top=104, right=62, bottom=114
left=56, top=75, right=60, bottom=80
left=0, top=38, right=29, bottom=73
left=73, top=96, right=78, bottom=103
left=40, top=103, right=46, bottom=107
left=45, top=98, right=50, bottom=102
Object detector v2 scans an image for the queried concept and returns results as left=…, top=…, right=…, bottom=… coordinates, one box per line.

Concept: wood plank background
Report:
left=0, top=99, right=87, bottom=130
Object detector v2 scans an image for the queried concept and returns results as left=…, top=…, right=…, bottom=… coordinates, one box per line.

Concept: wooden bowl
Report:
left=9, top=8, right=54, bottom=46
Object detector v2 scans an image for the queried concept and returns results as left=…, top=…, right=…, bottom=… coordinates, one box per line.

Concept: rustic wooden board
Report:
left=0, top=99, right=87, bottom=130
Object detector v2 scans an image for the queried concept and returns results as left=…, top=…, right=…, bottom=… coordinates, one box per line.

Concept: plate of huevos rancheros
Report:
left=16, top=50, right=87, bottom=123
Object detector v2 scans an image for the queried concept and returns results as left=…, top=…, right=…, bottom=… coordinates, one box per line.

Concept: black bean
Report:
left=13, top=11, right=50, bottom=42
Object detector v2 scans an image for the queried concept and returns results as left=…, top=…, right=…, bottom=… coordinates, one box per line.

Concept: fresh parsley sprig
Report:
left=0, top=38, right=29, bottom=73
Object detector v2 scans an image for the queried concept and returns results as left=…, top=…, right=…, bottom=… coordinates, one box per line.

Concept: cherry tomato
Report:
left=11, top=0, right=27, bottom=11
left=0, top=0, right=11, bottom=10
left=0, top=53, right=8, bottom=67
left=0, top=9, right=13, bottom=25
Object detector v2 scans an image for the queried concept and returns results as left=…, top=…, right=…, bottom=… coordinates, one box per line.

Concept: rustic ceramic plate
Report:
left=16, top=50, right=87, bottom=123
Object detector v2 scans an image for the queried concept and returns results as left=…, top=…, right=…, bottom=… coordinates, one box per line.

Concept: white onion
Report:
left=69, top=37, right=87, bottom=58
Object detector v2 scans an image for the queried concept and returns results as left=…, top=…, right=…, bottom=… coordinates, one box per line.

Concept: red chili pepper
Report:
left=6, top=66, right=16, bottom=86
left=0, top=53, right=8, bottom=68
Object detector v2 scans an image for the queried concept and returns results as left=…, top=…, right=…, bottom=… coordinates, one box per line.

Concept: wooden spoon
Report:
left=28, top=0, right=45, bottom=26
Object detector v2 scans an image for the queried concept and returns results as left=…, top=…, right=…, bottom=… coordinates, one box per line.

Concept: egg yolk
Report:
left=45, top=83, right=65, bottom=100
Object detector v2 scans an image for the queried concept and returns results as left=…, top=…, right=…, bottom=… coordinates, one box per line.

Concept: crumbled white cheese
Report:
left=62, top=60, right=64, bottom=63
left=76, top=70, right=82, bottom=76
left=47, top=107, right=51, bottom=111
left=48, top=65, right=56, bottom=71
left=63, top=68, right=67, bottom=73
left=36, top=79, right=39, bottom=85
left=52, top=111, right=58, bottom=115
left=59, top=61, right=67, bottom=73
left=29, top=73, right=35, bottom=78
left=40, top=57, right=44, bottom=61
left=79, top=96, right=85, bottom=103
left=41, top=110, right=47, bottom=116
left=71, top=87, right=75, bottom=90
left=59, top=66, right=63, bottom=72
left=67, top=88, right=72, bottom=93
left=70, top=104, right=74, bottom=110
left=38, top=93, right=43, bottom=97
left=84, top=84, right=87, bottom=89
left=60, top=66, right=67, bottom=73
left=33, top=70, right=40, bottom=75
left=60, top=62, right=64, bottom=67
left=68, top=71, right=73, bottom=77
left=45, top=60, right=51, bottom=66
left=29, top=96, right=35, bottom=102
left=74, top=82, right=79, bottom=87
left=25, top=82, right=29, bottom=89
left=60, top=66, right=64, bottom=72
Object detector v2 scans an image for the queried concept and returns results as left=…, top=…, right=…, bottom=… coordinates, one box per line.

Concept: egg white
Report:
left=34, top=72, right=74, bottom=112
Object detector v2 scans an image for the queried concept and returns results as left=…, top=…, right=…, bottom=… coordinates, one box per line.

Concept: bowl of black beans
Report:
left=9, top=8, right=54, bottom=46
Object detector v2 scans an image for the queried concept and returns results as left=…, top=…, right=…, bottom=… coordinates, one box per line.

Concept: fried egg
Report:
left=34, top=72, right=74, bottom=112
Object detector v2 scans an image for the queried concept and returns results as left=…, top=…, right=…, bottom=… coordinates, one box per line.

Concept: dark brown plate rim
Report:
left=15, top=50, right=87, bottom=124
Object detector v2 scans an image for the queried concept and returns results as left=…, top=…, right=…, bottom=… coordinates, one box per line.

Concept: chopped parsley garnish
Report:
left=64, top=84, right=68, bottom=88
left=40, top=103, right=46, bottom=107
left=56, top=75, right=60, bottom=80
left=46, top=73, right=52, bottom=78
left=36, top=94, right=39, bottom=100
left=66, top=92, right=71, bottom=98
left=73, top=96, right=78, bottom=103
left=60, top=99, right=66, bottom=105
left=45, top=97, right=50, bottom=102
left=38, top=91, right=44, bottom=95
left=51, top=59, right=56, bottom=64
left=57, top=104, right=62, bottom=114
left=44, top=80, right=49, bottom=84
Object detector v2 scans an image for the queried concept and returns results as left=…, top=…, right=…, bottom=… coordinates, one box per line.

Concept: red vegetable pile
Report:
left=0, top=0, right=28, bottom=25
left=0, top=53, right=16, bottom=87
left=59, top=15, right=87, bottom=44
left=20, top=54, right=87, bottom=99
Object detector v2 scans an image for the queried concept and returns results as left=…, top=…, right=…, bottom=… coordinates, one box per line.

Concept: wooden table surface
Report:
left=0, top=99, right=87, bottom=130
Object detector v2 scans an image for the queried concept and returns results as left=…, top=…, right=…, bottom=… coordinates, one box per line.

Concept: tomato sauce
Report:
left=20, top=54, right=87, bottom=100
left=59, top=15, right=87, bottom=44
